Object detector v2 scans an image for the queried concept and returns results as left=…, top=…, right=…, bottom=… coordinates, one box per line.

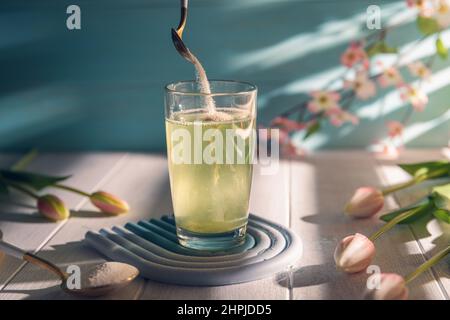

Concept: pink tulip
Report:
left=365, top=273, right=408, bottom=300
left=345, top=187, right=384, bottom=218
left=334, top=233, right=375, bottom=273
left=90, top=191, right=129, bottom=215
left=37, top=194, right=70, bottom=221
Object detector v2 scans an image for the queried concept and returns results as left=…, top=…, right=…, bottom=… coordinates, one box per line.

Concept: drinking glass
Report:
left=165, top=80, right=257, bottom=250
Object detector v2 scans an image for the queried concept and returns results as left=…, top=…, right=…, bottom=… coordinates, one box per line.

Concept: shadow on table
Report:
left=0, top=209, right=125, bottom=224
left=278, top=251, right=449, bottom=287
left=277, top=263, right=368, bottom=295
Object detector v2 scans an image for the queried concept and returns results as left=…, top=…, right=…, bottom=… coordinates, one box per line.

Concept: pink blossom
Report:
left=271, top=117, right=307, bottom=132
left=378, top=67, right=403, bottom=88
left=400, top=84, right=428, bottom=111
left=281, top=141, right=306, bottom=158
left=407, top=61, right=431, bottom=79
left=386, top=120, right=404, bottom=138
left=278, top=129, right=290, bottom=145
left=327, top=108, right=359, bottom=127
left=375, top=142, right=401, bottom=159
left=307, top=91, right=341, bottom=113
left=435, top=0, right=450, bottom=27
left=340, top=42, right=368, bottom=68
left=344, top=71, right=376, bottom=100
left=406, top=0, right=436, bottom=17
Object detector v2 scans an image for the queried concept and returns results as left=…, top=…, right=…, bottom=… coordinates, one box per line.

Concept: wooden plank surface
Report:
left=0, top=150, right=448, bottom=299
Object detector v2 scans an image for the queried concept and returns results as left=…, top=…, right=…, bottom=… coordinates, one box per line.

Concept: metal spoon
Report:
left=171, top=0, right=195, bottom=64
left=0, top=239, right=139, bottom=297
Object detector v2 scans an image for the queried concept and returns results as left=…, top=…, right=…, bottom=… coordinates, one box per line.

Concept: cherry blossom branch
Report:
left=271, top=0, right=449, bottom=155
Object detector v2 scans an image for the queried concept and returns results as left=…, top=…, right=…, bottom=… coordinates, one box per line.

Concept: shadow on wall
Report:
left=0, top=0, right=448, bottom=151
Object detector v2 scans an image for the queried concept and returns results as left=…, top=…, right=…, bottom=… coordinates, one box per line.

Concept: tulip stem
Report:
left=53, top=184, right=91, bottom=197
left=381, top=179, right=418, bottom=196
left=6, top=181, right=39, bottom=199
left=404, top=245, right=450, bottom=284
left=381, top=168, right=449, bottom=196
left=368, top=205, right=427, bottom=241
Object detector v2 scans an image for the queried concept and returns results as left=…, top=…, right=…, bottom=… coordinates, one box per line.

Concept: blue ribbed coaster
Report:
left=84, top=214, right=302, bottom=286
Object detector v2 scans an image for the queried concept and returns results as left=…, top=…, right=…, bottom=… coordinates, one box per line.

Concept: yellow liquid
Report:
left=166, top=108, right=255, bottom=234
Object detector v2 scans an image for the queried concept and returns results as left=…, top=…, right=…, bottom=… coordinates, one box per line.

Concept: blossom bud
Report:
left=90, top=191, right=129, bottom=215
left=37, top=195, right=70, bottom=221
left=334, top=233, right=375, bottom=273
left=345, top=187, right=384, bottom=218
left=365, top=273, right=408, bottom=300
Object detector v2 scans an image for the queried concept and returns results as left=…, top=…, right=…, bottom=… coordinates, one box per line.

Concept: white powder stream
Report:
left=190, top=52, right=233, bottom=122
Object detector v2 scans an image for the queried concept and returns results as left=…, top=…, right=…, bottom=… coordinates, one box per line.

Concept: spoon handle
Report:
left=23, top=253, right=67, bottom=281
left=0, top=239, right=25, bottom=259
left=176, top=0, right=189, bottom=35
left=0, top=239, right=67, bottom=281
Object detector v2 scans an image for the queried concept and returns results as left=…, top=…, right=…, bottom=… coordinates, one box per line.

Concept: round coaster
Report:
left=85, top=214, right=302, bottom=286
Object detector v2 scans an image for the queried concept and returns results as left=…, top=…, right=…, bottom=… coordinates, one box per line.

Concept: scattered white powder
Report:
left=202, top=111, right=233, bottom=122
left=82, top=262, right=137, bottom=288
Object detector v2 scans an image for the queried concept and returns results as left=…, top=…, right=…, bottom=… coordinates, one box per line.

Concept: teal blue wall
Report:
left=0, top=0, right=448, bottom=151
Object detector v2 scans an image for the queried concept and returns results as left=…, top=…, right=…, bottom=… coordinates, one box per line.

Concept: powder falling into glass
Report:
left=190, top=52, right=233, bottom=122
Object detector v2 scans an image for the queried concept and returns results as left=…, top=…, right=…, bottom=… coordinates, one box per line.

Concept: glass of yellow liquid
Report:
left=165, top=80, right=257, bottom=250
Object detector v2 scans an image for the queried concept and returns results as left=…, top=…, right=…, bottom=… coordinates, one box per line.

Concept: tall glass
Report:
left=165, top=80, right=257, bottom=250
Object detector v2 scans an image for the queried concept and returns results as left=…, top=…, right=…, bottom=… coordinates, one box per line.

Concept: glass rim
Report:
left=164, top=79, right=257, bottom=97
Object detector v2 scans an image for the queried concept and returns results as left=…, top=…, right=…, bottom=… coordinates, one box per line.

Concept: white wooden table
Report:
left=0, top=149, right=448, bottom=300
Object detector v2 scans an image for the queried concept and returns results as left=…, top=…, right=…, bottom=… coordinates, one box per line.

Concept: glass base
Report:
left=177, top=224, right=247, bottom=251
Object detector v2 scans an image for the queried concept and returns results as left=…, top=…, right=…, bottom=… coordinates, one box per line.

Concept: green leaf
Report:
left=436, top=37, right=448, bottom=60
left=398, top=160, right=450, bottom=179
left=433, top=209, right=450, bottom=223
left=431, top=184, right=450, bottom=211
left=379, top=199, right=433, bottom=224
left=417, top=16, right=440, bottom=35
left=367, top=41, right=398, bottom=57
left=303, top=121, right=320, bottom=140
left=10, top=149, right=39, bottom=171
left=0, top=170, right=70, bottom=191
